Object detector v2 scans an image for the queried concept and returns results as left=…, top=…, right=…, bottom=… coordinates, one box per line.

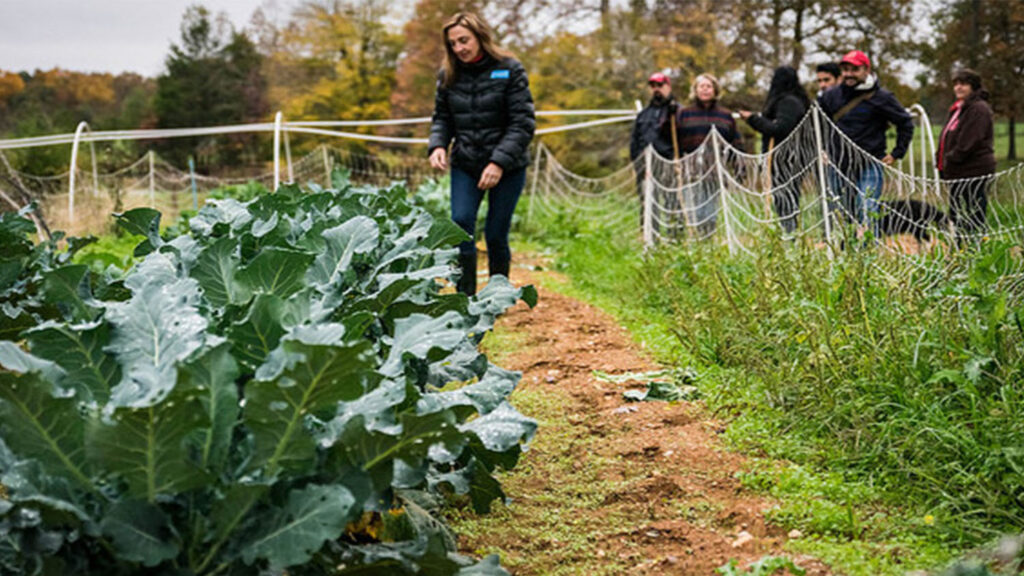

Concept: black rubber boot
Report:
left=488, top=255, right=510, bottom=280
left=457, top=252, right=477, bottom=295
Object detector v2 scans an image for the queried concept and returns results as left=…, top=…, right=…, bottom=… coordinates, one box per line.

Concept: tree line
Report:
left=0, top=0, right=1021, bottom=176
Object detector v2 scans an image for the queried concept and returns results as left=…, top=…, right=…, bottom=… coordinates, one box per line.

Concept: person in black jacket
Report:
left=428, top=12, right=535, bottom=295
left=739, top=66, right=810, bottom=233
left=818, top=50, right=913, bottom=227
left=631, top=73, right=678, bottom=163
left=630, top=72, right=678, bottom=229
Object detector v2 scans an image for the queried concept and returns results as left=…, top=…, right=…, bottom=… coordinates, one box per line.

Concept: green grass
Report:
left=445, top=383, right=645, bottom=575
left=513, top=196, right=1024, bottom=575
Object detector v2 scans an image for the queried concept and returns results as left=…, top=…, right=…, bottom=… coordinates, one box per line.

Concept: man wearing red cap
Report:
left=631, top=73, right=678, bottom=163
left=630, top=72, right=679, bottom=228
left=818, top=50, right=914, bottom=226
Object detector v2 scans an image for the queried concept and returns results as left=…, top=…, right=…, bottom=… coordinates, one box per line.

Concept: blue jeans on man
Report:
left=450, top=166, right=526, bottom=294
left=827, top=162, right=884, bottom=233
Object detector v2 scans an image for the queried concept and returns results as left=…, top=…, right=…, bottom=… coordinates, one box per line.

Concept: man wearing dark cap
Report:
left=630, top=72, right=679, bottom=229
left=818, top=50, right=914, bottom=227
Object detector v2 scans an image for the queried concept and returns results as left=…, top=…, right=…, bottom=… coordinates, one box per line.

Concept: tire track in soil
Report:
left=456, top=264, right=832, bottom=575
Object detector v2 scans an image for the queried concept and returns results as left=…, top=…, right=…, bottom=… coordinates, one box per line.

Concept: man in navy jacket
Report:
left=818, top=50, right=914, bottom=225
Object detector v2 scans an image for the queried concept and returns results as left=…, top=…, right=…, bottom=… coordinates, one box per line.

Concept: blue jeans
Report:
left=450, top=166, right=526, bottom=276
left=828, top=163, right=884, bottom=226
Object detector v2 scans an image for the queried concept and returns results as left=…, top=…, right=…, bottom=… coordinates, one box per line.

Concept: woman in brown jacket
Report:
left=936, top=68, right=996, bottom=241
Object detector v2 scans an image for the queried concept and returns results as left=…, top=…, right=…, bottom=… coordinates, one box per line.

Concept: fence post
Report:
left=89, top=139, right=99, bottom=198
left=68, top=121, right=89, bottom=226
left=643, top=145, right=654, bottom=249
left=919, top=111, right=926, bottom=184
left=526, top=143, right=543, bottom=228
left=284, top=128, right=294, bottom=183
left=148, top=150, right=156, bottom=208
left=711, top=129, right=735, bottom=255
left=811, top=106, right=833, bottom=251
left=322, top=145, right=331, bottom=187
left=189, top=156, right=198, bottom=211
left=273, top=111, right=283, bottom=191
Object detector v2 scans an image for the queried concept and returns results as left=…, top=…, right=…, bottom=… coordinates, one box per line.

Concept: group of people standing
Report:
left=426, top=11, right=998, bottom=296
left=631, top=51, right=996, bottom=242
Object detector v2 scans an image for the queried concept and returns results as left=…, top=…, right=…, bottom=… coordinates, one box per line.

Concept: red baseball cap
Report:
left=648, top=72, right=669, bottom=85
left=840, top=50, right=871, bottom=70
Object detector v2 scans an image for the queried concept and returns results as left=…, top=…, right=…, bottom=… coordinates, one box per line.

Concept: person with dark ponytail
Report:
left=739, top=66, right=811, bottom=233
left=936, top=68, right=995, bottom=242
left=428, top=12, right=536, bottom=295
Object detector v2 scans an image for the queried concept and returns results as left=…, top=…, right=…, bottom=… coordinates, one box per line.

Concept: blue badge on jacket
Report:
left=491, top=69, right=510, bottom=79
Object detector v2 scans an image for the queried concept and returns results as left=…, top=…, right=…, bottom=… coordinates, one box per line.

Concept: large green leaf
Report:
left=188, top=198, right=253, bottom=237
left=425, top=218, right=472, bottom=250
left=417, top=365, right=519, bottom=418
left=105, top=256, right=208, bottom=408
left=467, top=276, right=537, bottom=340
left=0, top=306, right=35, bottom=342
left=0, top=209, right=37, bottom=250
left=381, top=312, right=467, bottom=377
left=178, top=343, right=239, bottom=470
left=40, top=265, right=98, bottom=322
left=337, top=411, right=465, bottom=478
left=26, top=321, right=120, bottom=405
left=236, top=247, right=314, bottom=298
left=307, top=216, right=380, bottom=289
left=86, top=386, right=209, bottom=501
left=246, top=338, right=374, bottom=474
left=326, top=379, right=407, bottom=438
left=227, top=293, right=296, bottom=370
left=100, top=500, right=180, bottom=567
left=240, top=483, right=356, bottom=569
left=460, top=402, right=536, bottom=456
left=191, top=236, right=251, bottom=308
left=425, top=342, right=487, bottom=389
left=114, top=208, right=163, bottom=257
left=0, top=448, right=92, bottom=529
left=0, top=259, right=22, bottom=291
left=465, top=458, right=506, bottom=514
left=0, top=345, right=92, bottom=491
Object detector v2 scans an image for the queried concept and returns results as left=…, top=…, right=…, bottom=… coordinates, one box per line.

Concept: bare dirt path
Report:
left=450, top=263, right=831, bottom=575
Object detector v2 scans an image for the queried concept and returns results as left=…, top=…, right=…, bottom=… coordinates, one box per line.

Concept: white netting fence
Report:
left=525, top=103, right=1024, bottom=295
left=3, top=105, right=1023, bottom=295
left=0, top=110, right=636, bottom=236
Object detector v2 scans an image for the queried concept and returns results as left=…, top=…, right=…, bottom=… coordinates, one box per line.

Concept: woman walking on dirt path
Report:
left=739, top=66, right=811, bottom=234
left=428, top=12, right=536, bottom=295
left=936, top=68, right=995, bottom=244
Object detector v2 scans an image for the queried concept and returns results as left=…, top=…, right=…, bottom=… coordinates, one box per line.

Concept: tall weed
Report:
left=519, top=203, right=1024, bottom=542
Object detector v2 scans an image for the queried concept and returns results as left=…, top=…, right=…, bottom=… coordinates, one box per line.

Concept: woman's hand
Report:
left=738, top=110, right=753, bottom=120
left=429, top=147, right=448, bottom=171
left=477, top=162, right=503, bottom=190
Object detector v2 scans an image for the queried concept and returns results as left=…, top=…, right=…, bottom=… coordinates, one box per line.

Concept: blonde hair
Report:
left=689, top=73, right=722, bottom=104
left=440, top=12, right=513, bottom=88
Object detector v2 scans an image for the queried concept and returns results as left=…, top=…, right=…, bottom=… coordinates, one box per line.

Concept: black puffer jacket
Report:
left=429, top=55, right=536, bottom=176
left=746, top=94, right=808, bottom=153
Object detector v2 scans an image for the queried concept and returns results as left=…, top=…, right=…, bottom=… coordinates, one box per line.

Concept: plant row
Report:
left=0, top=174, right=536, bottom=575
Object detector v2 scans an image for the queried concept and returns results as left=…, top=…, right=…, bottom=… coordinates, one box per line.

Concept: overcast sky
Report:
left=0, top=1, right=300, bottom=76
